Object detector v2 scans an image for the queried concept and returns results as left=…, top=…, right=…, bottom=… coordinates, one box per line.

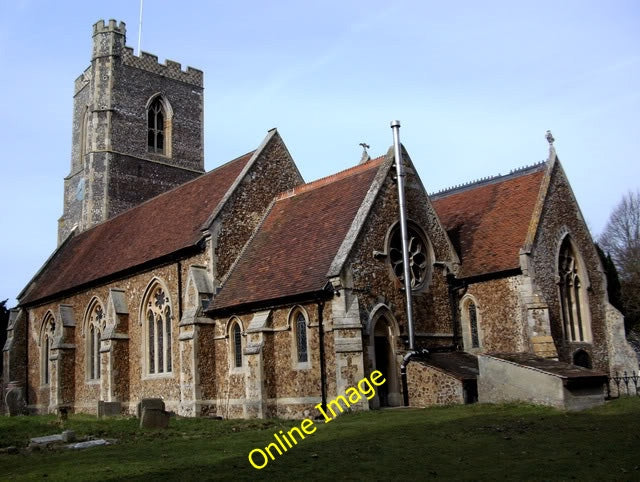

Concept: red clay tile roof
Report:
left=431, top=165, right=546, bottom=279
left=22, top=152, right=253, bottom=304
left=211, top=157, right=385, bottom=311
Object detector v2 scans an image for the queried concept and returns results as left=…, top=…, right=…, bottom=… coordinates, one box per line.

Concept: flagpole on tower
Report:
left=137, top=0, right=144, bottom=55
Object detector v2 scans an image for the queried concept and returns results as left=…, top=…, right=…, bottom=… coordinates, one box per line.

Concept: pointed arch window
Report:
left=40, top=313, right=56, bottom=386
left=147, top=97, right=165, bottom=154
left=143, top=283, right=173, bottom=375
left=294, top=310, right=309, bottom=364
left=228, top=320, right=243, bottom=369
left=86, top=300, right=106, bottom=380
left=460, top=296, right=482, bottom=351
left=558, top=237, right=592, bottom=342
left=146, top=95, right=172, bottom=157
left=468, top=301, right=479, bottom=349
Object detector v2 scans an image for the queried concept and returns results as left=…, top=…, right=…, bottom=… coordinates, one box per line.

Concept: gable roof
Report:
left=21, top=151, right=254, bottom=305
left=210, top=157, right=386, bottom=313
left=430, top=163, right=547, bottom=279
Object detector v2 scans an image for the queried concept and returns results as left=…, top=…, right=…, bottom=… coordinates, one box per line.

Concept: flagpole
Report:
left=137, top=0, right=144, bottom=55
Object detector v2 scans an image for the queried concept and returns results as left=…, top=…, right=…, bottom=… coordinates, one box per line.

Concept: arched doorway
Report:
left=573, top=349, right=592, bottom=369
left=370, top=310, right=402, bottom=407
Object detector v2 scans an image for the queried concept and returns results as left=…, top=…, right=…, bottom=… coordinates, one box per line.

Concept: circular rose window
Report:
left=389, top=225, right=430, bottom=289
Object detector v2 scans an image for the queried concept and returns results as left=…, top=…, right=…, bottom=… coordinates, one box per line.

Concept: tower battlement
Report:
left=122, top=47, right=203, bottom=87
left=93, top=19, right=126, bottom=36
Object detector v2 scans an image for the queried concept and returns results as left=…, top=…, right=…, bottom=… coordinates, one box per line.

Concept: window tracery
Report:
left=558, top=238, right=591, bottom=343
left=388, top=223, right=431, bottom=290
left=147, top=97, right=165, bottom=154
left=41, top=313, right=55, bottom=385
left=86, top=301, right=105, bottom=380
left=144, top=283, right=173, bottom=374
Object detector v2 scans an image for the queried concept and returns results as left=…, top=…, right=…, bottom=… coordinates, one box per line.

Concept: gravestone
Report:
left=98, top=401, right=122, bottom=418
left=58, top=406, right=69, bottom=422
left=140, top=407, right=170, bottom=429
left=136, top=398, right=165, bottom=418
left=5, top=382, right=26, bottom=416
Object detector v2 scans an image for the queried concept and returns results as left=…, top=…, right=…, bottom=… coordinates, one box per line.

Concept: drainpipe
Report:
left=391, top=121, right=415, bottom=350
left=449, top=275, right=467, bottom=351
left=391, top=120, right=423, bottom=406
left=317, top=300, right=327, bottom=411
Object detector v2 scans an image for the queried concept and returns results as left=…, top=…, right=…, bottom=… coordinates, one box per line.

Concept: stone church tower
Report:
left=58, top=20, right=205, bottom=244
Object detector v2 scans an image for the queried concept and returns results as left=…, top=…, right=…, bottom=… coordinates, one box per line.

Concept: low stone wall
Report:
left=407, top=361, right=464, bottom=406
left=477, top=355, right=604, bottom=410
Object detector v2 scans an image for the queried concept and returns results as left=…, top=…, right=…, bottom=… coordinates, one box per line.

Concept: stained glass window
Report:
left=469, top=301, right=479, bottom=349
left=233, top=323, right=242, bottom=368
left=296, top=312, right=308, bottom=363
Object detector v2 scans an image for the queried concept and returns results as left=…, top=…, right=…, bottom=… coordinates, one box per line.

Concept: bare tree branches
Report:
left=600, top=190, right=640, bottom=332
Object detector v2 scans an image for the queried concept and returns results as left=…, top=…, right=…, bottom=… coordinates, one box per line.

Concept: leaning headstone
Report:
left=5, top=382, right=26, bottom=417
left=136, top=398, right=165, bottom=419
left=61, top=430, right=76, bottom=443
left=140, top=407, right=170, bottom=429
left=98, top=401, right=122, bottom=418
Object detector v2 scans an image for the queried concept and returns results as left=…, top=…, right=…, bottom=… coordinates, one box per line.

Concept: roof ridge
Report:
left=276, top=155, right=385, bottom=200
left=69, top=150, right=256, bottom=240
left=431, top=161, right=547, bottom=198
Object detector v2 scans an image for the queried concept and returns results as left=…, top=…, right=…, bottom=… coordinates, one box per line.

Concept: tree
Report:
left=595, top=243, right=623, bottom=311
left=599, top=190, right=640, bottom=333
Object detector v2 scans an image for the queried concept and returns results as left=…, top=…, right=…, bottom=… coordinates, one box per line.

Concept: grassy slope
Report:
left=0, top=398, right=639, bottom=481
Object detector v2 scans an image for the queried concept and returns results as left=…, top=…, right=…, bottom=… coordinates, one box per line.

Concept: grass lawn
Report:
left=1, top=398, right=639, bottom=481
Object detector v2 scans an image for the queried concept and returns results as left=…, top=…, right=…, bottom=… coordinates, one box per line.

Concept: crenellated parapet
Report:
left=93, top=19, right=126, bottom=36
left=122, top=47, right=203, bottom=87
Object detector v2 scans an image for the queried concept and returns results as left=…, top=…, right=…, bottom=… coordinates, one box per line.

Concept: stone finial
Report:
left=359, top=142, right=371, bottom=164
left=545, top=130, right=555, bottom=146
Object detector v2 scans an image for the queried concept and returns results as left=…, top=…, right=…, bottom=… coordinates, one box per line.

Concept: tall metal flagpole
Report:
left=391, top=120, right=416, bottom=350
left=137, top=0, right=144, bottom=55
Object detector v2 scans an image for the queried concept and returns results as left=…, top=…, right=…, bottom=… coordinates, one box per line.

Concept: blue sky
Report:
left=0, top=0, right=638, bottom=306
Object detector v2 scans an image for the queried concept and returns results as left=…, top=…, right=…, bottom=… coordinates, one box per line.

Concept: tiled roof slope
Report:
left=211, top=157, right=385, bottom=311
left=22, top=152, right=253, bottom=304
left=431, top=165, right=546, bottom=279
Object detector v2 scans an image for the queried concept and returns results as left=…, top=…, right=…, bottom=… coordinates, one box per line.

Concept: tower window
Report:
left=147, top=97, right=165, bottom=154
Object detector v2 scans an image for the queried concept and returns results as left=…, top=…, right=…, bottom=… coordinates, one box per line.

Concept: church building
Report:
left=3, top=20, right=637, bottom=418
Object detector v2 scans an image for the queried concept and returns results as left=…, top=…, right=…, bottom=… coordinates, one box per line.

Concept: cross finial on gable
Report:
left=359, top=142, right=371, bottom=164
left=545, top=130, right=555, bottom=145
